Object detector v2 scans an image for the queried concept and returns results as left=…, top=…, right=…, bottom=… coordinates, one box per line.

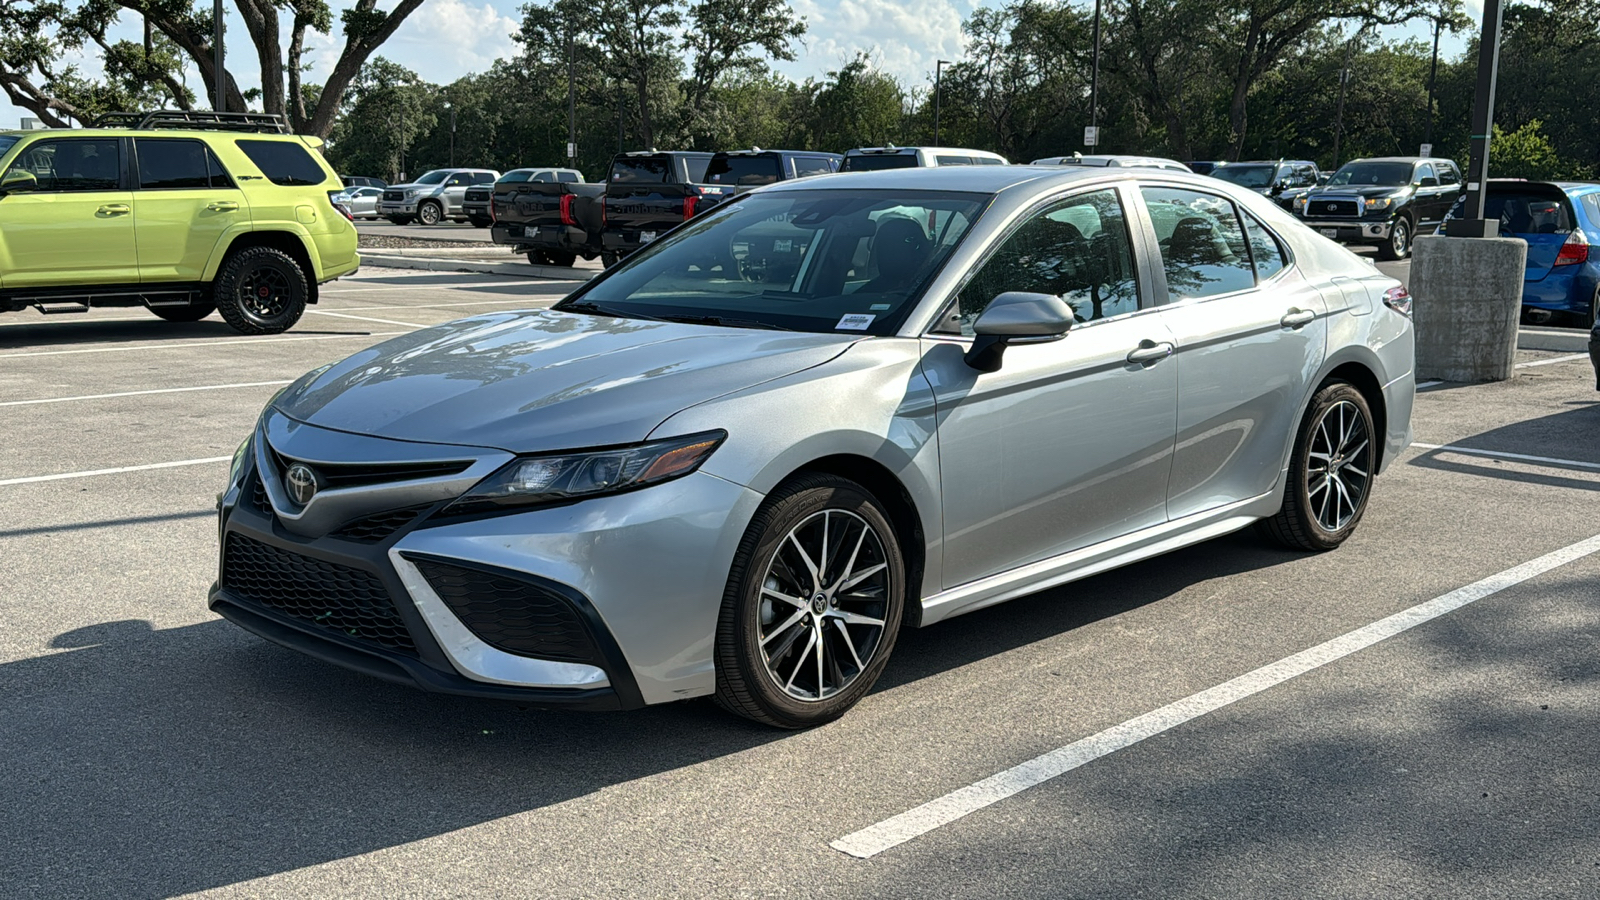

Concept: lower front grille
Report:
left=412, top=559, right=601, bottom=664
left=223, top=533, right=416, bottom=654
left=331, top=506, right=429, bottom=543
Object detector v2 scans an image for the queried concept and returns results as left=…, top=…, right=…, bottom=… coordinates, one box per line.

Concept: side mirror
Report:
left=964, top=292, right=1076, bottom=373
left=0, top=169, right=38, bottom=195
left=1418, top=176, right=1439, bottom=187
left=1317, top=173, right=1330, bottom=185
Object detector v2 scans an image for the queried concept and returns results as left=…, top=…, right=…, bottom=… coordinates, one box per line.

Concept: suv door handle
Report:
left=1126, top=340, right=1175, bottom=366
left=1280, top=308, right=1317, bottom=329
left=97, top=203, right=130, bottom=216
left=206, top=201, right=240, bottom=212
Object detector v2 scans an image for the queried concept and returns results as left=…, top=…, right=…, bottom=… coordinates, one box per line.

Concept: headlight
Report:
left=405, top=189, right=423, bottom=198
left=1364, top=196, right=1400, bottom=211
left=445, top=431, right=726, bottom=514
left=227, top=435, right=251, bottom=488
left=1293, top=196, right=1307, bottom=210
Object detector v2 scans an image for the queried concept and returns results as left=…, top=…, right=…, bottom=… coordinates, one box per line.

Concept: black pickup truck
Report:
left=601, top=151, right=730, bottom=265
left=490, top=180, right=606, bottom=267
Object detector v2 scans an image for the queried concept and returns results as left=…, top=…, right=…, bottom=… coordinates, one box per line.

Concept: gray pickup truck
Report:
left=378, top=168, right=500, bottom=225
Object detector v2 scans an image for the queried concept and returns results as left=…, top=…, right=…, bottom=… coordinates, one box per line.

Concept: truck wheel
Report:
left=214, top=246, right=309, bottom=336
left=601, top=251, right=621, bottom=268
left=417, top=201, right=443, bottom=226
left=527, top=250, right=551, bottom=266
left=469, top=217, right=492, bottom=228
left=387, top=216, right=413, bottom=226
left=550, top=251, right=577, bottom=267
left=149, top=300, right=217, bottom=322
left=1378, top=216, right=1412, bottom=261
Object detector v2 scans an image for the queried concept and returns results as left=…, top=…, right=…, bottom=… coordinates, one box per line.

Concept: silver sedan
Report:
left=212, top=166, right=1416, bottom=727
left=333, top=186, right=383, bottom=220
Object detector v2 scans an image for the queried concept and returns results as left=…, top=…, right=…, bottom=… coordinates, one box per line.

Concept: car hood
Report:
left=385, top=183, right=433, bottom=192
left=1312, top=184, right=1413, bottom=199
left=272, top=310, right=856, bottom=453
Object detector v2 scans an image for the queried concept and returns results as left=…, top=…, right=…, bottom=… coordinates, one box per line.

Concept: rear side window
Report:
left=1142, top=186, right=1256, bottom=300
left=842, top=154, right=918, bottom=172
left=975, top=156, right=1005, bottom=166
left=794, top=157, right=835, bottom=177
left=1585, top=194, right=1600, bottom=224
left=236, top=140, right=327, bottom=186
left=706, top=155, right=783, bottom=186
left=684, top=156, right=711, bottom=182
left=1242, top=211, right=1288, bottom=281
left=558, top=171, right=579, bottom=183
left=137, top=139, right=232, bottom=189
left=531, top=172, right=554, bottom=183
left=936, top=155, right=974, bottom=166
left=472, top=172, right=495, bottom=184
left=610, top=158, right=669, bottom=183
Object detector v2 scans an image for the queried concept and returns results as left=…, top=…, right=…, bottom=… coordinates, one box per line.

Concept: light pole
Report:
left=1447, top=0, right=1507, bottom=237
left=934, top=59, right=952, bottom=145
left=213, top=0, right=224, bottom=111
left=1424, top=15, right=1442, bottom=150
left=1088, top=0, right=1102, bottom=148
left=567, top=31, right=577, bottom=169
left=444, top=101, right=455, bottom=166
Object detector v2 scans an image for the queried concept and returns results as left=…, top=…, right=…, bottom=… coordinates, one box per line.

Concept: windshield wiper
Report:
left=555, top=300, right=666, bottom=321
left=657, top=314, right=795, bottom=331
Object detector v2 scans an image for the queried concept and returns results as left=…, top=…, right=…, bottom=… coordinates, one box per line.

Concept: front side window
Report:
left=1416, top=163, right=1436, bottom=184
left=235, top=139, right=328, bottom=186
left=136, top=139, right=218, bottom=189
left=558, top=171, right=579, bottom=183
left=794, top=157, right=834, bottom=177
left=3, top=139, right=121, bottom=192
left=1141, top=186, right=1255, bottom=300
left=1437, top=163, right=1460, bottom=185
left=446, top=173, right=471, bottom=186
left=531, top=172, right=553, bottom=183
left=499, top=170, right=534, bottom=184
left=952, top=188, right=1139, bottom=330
left=706, top=156, right=783, bottom=186
left=414, top=170, right=449, bottom=185
left=557, top=190, right=988, bottom=335
left=1212, top=165, right=1275, bottom=189
left=472, top=172, right=495, bottom=184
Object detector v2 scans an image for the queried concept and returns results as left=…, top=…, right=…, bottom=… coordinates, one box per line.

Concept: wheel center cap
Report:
left=811, top=593, right=827, bottom=615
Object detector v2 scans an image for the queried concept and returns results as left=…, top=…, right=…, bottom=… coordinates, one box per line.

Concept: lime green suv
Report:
left=0, top=111, right=360, bottom=335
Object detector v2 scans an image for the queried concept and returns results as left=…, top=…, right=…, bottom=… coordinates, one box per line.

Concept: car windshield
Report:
left=414, top=170, right=449, bottom=185
left=557, top=190, right=989, bottom=336
left=1212, top=165, right=1276, bottom=188
left=842, top=154, right=918, bottom=172
left=706, top=156, right=783, bottom=186
left=499, top=170, right=536, bottom=183
left=1327, top=162, right=1414, bottom=187
left=611, top=158, right=670, bottom=183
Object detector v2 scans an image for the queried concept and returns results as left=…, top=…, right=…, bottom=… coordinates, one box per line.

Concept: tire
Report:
left=527, top=250, right=552, bottom=266
left=1259, top=381, right=1377, bottom=551
left=550, top=251, right=577, bottom=267
left=149, top=300, right=216, bottom=323
left=469, top=217, right=492, bottom=228
left=417, top=201, right=443, bottom=226
left=1378, top=216, right=1412, bottom=261
left=714, top=474, right=906, bottom=728
left=600, top=250, right=621, bottom=268
left=387, top=216, right=413, bottom=226
left=1588, top=287, right=1599, bottom=330
left=213, top=246, right=309, bottom=336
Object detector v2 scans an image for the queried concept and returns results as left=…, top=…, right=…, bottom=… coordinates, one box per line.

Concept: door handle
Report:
left=1126, top=340, right=1175, bottom=366
left=96, top=203, right=130, bottom=216
left=1280, top=308, right=1317, bottom=329
left=206, top=201, right=240, bottom=212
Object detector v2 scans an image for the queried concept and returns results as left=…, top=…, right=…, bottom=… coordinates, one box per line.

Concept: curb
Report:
left=360, top=252, right=596, bottom=282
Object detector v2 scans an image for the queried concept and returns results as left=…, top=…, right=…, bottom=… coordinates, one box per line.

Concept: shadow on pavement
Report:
left=0, top=318, right=371, bottom=350
left=1408, top=403, right=1600, bottom=491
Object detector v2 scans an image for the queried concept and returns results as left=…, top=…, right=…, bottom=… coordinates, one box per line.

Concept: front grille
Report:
left=248, top=470, right=272, bottom=514
left=1310, top=199, right=1359, bottom=217
left=465, top=189, right=490, bottom=202
left=383, top=190, right=404, bottom=202
left=267, top=450, right=471, bottom=491
left=223, top=533, right=416, bottom=654
left=331, top=506, right=430, bottom=543
left=413, top=559, right=601, bottom=664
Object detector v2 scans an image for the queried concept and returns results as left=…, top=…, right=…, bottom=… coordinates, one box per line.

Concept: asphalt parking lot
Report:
left=2, top=268, right=1598, bottom=898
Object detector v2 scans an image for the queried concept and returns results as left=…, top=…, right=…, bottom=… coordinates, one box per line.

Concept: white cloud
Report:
left=367, top=0, right=519, bottom=83
left=779, top=0, right=973, bottom=87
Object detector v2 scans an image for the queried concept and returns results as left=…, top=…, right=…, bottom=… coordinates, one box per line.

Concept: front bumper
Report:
left=378, top=201, right=418, bottom=216
left=1302, top=219, right=1392, bottom=242
left=213, top=417, right=763, bottom=707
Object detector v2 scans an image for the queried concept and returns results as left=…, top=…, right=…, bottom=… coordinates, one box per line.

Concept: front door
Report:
left=924, top=187, right=1179, bottom=588
left=133, top=138, right=247, bottom=283
left=0, top=137, right=137, bottom=289
left=1136, top=185, right=1329, bottom=519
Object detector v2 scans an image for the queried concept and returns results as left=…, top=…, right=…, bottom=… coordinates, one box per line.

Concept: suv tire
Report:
left=1379, top=216, right=1412, bottom=261
left=214, top=246, right=309, bottom=335
left=469, top=217, right=492, bottom=228
left=386, top=216, right=413, bottom=226
left=714, top=473, right=905, bottom=728
left=149, top=300, right=217, bottom=323
left=417, top=201, right=443, bottom=226
left=1259, top=380, right=1377, bottom=551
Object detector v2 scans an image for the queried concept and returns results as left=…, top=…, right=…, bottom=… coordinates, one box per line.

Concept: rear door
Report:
left=133, top=137, right=245, bottom=284
left=0, top=136, right=137, bottom=289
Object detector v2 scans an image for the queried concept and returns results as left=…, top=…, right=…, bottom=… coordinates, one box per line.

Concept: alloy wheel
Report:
left=1305, top=399, right=1372, bottom=532
left=757, top=509, right=889, bottom=702
left=237, top=266, right=292, bottom=320
left=1391, top=219, right=1410, bottom=258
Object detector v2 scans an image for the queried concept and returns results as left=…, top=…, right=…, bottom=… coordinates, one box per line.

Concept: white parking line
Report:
left=830, top=531, right=1600, bottom=859
left=0, top=331, right=406, bottom=360
left=0, top=456, right=232, bottom=487
left=321, top=299, right=543, bottom=312
left=1515, top=353, right=1589, bottom=369
left=0, top=380, right=293, bottom=408
left=304, top=309, right=429, bottom=328
left=1409, top=442, right=1600, bottom=471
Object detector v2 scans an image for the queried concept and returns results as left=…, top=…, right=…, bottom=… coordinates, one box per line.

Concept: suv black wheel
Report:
left=1379, top=216, right=1412, bottom=261
left=149, top=300, right=216, bottom=323
left=714, top=473, right=905, bottom=728
left=214, top=246, right=309, bottom=335
left=600, top=250, right=621, bottom=268
left=469, top=217, right=492, bottom=228
left=1259, top=380, right=1377, bottom=551
left=417, top=201, right=443, bottom=226
left=386, top=216, right=413, bottom=225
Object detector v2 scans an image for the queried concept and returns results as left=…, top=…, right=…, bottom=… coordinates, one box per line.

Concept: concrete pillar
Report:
left=1410, top=235, right=1526, bottom=382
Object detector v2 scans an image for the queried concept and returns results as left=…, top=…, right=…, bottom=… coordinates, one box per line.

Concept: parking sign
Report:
left=1084, top=126, right=1100, bottom=147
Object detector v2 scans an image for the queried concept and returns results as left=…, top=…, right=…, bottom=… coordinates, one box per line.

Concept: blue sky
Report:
left=4, top=0, right=1472, bottom=129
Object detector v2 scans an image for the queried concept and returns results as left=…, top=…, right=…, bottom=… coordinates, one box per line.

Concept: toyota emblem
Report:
left=284, top=464, right=320, bottom=505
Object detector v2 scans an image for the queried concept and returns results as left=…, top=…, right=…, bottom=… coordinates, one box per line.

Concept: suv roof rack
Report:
left=92, top=110, right=289, bottom=134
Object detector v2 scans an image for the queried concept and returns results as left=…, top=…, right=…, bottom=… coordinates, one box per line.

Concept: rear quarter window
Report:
left=235, top=140, right=329, bottom=186
left=610, top=158, right=670, bottom=183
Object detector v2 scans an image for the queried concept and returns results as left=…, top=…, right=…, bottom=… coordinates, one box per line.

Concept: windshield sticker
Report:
left=836, top=314, right=875, bottom=331
left=869, top=303, right=892, bottom=311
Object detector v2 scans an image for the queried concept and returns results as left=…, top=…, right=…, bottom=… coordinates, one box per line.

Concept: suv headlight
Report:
left=1293, top=195, right=1308, bottom=211
left=405, top=189, right=423, bottom=198
left=1364, top=195, right=1403, bottom=211
left=445, top=431, right=726, bottom=514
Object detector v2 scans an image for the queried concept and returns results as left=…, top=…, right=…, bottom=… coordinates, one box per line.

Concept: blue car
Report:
left=1449, top=180, right=1600, bottom=326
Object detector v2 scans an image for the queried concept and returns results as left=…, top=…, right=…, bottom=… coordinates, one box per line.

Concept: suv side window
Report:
left=1416, top=162, right=1436, bottom=184
left=936, top=155, right=974, bottom=166
left=446, top=173, right=471, bottom=186
left=472, top=172, right=495, bottom=184
left=137, top=138, right=228, bottom=190
left=794, top=157, right=834, bottom=177
left=557, top=171, right=579, bottom=183
left=236, top=140, right=327, bottom=186
left=1436, top=162, right=1460, bottom=185
left=1141, top=186, right=1254, bottom=300
left=948, top=188, right=1139, bottom=331
left=531, top=172, right=553, bottom=183
left=5, top=138, right=121, bottom=192
left=1295, top=165, right=1316, bottom=186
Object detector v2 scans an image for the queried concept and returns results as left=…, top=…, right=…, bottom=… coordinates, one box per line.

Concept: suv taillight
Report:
left=1383, top=286, right=1412, bottom=316
left=683, top=194, right=699, bottom=220
left=1555, top=231, right=1590, bottom=266
left=560, top=193, right=575, bottom=226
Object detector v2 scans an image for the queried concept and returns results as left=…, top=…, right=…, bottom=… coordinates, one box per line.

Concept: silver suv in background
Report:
left=841, top=146, right=1009, bottom=170
left=379, top=168, right=500, bottom=225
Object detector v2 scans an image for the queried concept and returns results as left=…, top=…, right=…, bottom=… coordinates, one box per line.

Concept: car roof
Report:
left=846, top=146, right=1007, bottom=158
left=714, top=149, right=843, bottom=159
left=1343, top=157, right=1454, bottom=164
left=763, top=164, right=1196, bottom=196
left=1226, top=160, right=1316, bottom=166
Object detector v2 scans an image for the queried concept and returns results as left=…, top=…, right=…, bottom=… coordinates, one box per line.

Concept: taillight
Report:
left=560, top=193, right=575, bottom=226
left=1383, top=286, right=1412, bottom=317
left=683, top=194, right=699, bottom=220
left=1554, top=231, right=1590, bottom=266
